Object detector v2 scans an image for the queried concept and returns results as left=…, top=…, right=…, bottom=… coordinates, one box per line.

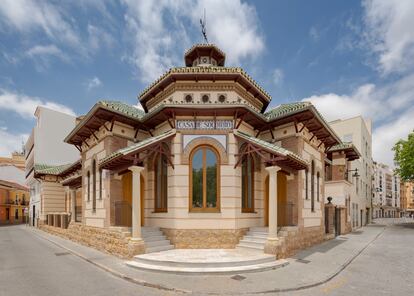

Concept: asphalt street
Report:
left=1, top=222, right=413, bottom=296
left=0, top=225, right=169, bottom=296
left=291, top=222, right=414, bottom=296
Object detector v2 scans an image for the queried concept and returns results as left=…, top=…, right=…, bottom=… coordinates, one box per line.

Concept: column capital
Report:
left=265, top=165, right=281, bottom=173
left=128, top=165, right=145, bottom=174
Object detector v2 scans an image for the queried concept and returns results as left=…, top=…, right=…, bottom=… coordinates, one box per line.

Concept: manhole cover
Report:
left=231, top=275, right=246, bottom=281
left=296, top=258, right=311, bottom=264
left=55, top=252, right=70, bottom=256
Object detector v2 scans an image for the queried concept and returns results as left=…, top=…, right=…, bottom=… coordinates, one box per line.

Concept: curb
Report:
left=29, top=228, right=191, bottom=294
left=29, top=226, right=386, bottom=295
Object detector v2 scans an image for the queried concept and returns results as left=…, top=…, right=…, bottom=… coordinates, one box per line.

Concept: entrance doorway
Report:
left=264, top=171, right=289, bottom=227
left=6, top=208, right=9, bottom=221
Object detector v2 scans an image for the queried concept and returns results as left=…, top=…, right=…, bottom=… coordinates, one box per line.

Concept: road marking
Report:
left=321, top=277, right=348, bottom=294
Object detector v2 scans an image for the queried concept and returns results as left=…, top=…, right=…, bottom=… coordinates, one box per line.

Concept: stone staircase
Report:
left=236, top=226, right=299, bottom=254
left=236, top=227, right=269, bottom=251
left=141, top=227, right=174, bottom=253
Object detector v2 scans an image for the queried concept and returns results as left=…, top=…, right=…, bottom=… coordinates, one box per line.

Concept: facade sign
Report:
left=176, top=120, right=233, bottom=130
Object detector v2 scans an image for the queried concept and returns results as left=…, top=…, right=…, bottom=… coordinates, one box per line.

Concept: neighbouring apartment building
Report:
left=372, top=162, right=401, bottom=218
left=25, top=106, right=79, bottom=227
left=401, top=181, right=414, bottom=217
left=36, top=44, right=361, bottom=259
left=0, top=180, right=29, bottom=224
left=0, top=152, right=25, bottom=170
left=329, top=116, right=373, bottom=228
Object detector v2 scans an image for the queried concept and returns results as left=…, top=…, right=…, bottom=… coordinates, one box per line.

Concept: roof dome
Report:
left=184, top=44, right=226, bottom=67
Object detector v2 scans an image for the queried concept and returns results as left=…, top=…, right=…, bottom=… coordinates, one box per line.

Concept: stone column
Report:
left=128, top=166, right=145, bottom=240
left=264, top=165, right=281, bottom=254
left=70, top=188, right=76, bottom=223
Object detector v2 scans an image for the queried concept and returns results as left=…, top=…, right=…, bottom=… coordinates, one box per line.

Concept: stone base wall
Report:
left=39, top=222, right=144, bottom=258
left=162, top=228, right=248, bottom=248
left=265, top=226, right=327, bottom=258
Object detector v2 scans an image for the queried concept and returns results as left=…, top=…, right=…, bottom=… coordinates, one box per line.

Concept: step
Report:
left=126, top=259, right=288, bottom=275
left=133, top=254, right=275, bottom=268
left=246, top=232, right=268, bottom=239
left=145, top=244, right=174, bottom=254
left=141, top=231, right=164, bottom=238
left=249, top=227, right=269, bottom=232
left=237, top=243, right=264, bottom=251
left=241, top=236, right=268, bottom=243
left=142, top=235, right=168, bottom=242
left=145, top=239, right=171, bottom=248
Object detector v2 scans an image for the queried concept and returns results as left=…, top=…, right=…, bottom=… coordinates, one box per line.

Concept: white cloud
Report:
left=272, top=68, right=284, bottom=86
left=303, top=74, right=414, bottom=166
left=87, top=24, right=115, bottom=51
left=0, top=0, right=81, bottom=49
left=0, top=89, right=75, bottom=118
left=309, top=26, right=320, bottom=41
left=86, top=77, right=102, bottom=90
left=0, top=128, right=28, bottom=157
left=121, top=0, right=264, bottom=83
left=363, top=0, right=414, bottom=75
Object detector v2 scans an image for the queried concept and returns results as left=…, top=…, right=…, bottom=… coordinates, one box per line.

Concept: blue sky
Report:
left=0, top=0, right=413, bottom=166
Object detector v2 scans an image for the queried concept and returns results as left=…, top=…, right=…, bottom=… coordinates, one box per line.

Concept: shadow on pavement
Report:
left=292, top=238, right=346, bottom=260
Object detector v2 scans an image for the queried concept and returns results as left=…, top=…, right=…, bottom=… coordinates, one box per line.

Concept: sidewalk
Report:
left=29, top=224, right=387, bottom=295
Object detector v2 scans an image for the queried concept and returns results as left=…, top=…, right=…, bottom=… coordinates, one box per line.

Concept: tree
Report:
left=393, top=131, right=414, bottom=182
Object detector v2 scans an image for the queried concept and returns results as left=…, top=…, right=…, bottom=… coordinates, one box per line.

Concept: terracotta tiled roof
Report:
left=0, top=179, right=28, bottom=191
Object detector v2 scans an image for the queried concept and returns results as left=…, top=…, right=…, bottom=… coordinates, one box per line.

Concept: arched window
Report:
left=87, top=171, right=90, bottom=201
left=99, top=169, right=103, bottom=199
left=317, top=172, right=320, bottom=202
left=305, top=169, right=309, bottom=200
left=190, top=145, right=219, bottom=212
left=242, top=154, right=254, bottom=212
left=92, top=159, right=96, bottom=211
left=311, top=160, right=315, bottom=212
left=154, top=154, right=168, bottom=212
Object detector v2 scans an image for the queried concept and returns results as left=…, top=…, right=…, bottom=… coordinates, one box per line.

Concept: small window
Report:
left=99, top=169, right=103, bottom=199
left=317, top=172, right=320, bottom=201
left=202, top=94, right=209, bottom=103
left=92, top=160, right=96, bottom=211
left=311, top=160, right=315, bottom=211
left=87, top=171, right=90, bottom=201
left=154, top=154, right=168, bottom=212
left=305, top=169, right=309, bottom=199
left=218, top=94, right=226, bottom=103
left=242, top=154, right=254, bottom=212
left=185, top=94, right=193, bottom=103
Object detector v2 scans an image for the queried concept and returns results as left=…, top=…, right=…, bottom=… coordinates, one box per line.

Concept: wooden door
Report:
left=264, top=176, right=269, bottom=226
left=277, top=172, right=288, bottom=226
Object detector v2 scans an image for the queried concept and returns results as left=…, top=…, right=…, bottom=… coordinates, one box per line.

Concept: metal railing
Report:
left=114, top=201, right=132, bottom=227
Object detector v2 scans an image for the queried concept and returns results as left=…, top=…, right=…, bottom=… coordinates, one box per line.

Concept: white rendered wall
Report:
left=34, top=107, right=79, bottom=166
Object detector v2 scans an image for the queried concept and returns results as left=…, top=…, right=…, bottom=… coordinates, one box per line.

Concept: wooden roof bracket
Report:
left=95, top=116, right=110, bottom=132
left=87, top=127, right=99, bottom=141
left=110, top=118, right=115, bottom=132
left=236, top=112, right=247, bottom=129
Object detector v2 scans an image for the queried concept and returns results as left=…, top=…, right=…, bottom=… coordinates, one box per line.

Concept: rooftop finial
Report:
left=200, top=9, right=208, bottom=43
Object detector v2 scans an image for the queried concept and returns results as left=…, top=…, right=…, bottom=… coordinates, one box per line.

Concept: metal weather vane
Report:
left=200, top=9, right=208, bottom=43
